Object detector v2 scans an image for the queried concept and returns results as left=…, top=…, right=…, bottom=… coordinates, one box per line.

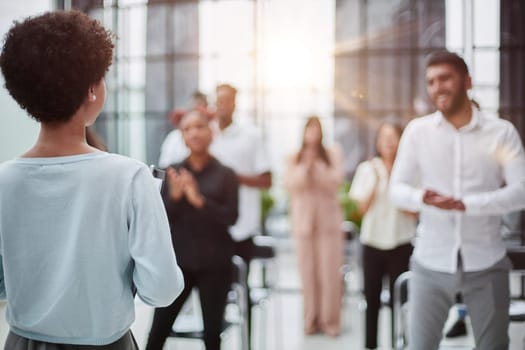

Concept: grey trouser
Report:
left=408, top=255, right=511, bottom=350
left=5, top=331, right=139, bottom=350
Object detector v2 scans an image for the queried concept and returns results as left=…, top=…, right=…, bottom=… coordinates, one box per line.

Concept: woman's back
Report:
left=0, top=152, right=182, bottom=345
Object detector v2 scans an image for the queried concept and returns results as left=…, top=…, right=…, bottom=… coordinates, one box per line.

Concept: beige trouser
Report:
left=294, top=230, right=344, bottom=335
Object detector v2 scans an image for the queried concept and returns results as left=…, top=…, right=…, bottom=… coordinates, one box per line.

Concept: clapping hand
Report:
left=166, top=167, right=185, bottom=200
left=302, top=148, right=317, bottom=170
left=166, top=168, right=205, bottom=208
left=423, top=189, right=465, bottom=211
left=179, top=168, right=205, bottom=208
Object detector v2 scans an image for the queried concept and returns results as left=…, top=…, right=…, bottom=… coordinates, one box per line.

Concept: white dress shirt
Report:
left=158, top=129, right=189, bottom=168
left=210, top=121, right=271, bottom=242
left=350, top=157, right=416, bottom=250
left=390, top=108, right=525, bottom=273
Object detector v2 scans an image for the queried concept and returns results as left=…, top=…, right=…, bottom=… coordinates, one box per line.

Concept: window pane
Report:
left=472, top=87, right=499, bottom=111
left=446, top=0, right=464, bottom=49
left=474, top=0, right=500, bottom=47
left=473, top=50, right=499, bottom=85
left=199, top=0, right=254, bottom=55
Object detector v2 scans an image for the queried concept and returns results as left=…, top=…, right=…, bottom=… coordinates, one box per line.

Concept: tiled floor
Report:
left=130, top=237, right=525, bottom=350
left=0, top=237, right=523, bottom=349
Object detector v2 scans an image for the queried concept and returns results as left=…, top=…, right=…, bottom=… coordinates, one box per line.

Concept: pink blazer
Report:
left=283, top=145, right=344, bottom=237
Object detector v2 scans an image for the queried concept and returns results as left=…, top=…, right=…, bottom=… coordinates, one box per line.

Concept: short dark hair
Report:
left=216, top=83, right=237, bottom=96
left=0, top=10, right=114, bottom=123
left=425, top=50, right=469, bottom=76
left=180, top=109, right=210, bottom=126
left=192, top=90, right=207, bottom=105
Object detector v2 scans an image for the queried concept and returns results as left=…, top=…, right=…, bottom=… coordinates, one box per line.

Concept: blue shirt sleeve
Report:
left=128, top=166, right=184, bottom=306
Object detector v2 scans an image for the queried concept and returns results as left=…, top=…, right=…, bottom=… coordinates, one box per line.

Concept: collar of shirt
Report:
left=216, top=121, right=241, bottom=138
left=433, top=104, right=481, bottom=133
left=181, top=156, right=218, bottom=175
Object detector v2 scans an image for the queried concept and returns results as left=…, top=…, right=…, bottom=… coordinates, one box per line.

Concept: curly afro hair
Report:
left=0, top=10, right=114, bottom=123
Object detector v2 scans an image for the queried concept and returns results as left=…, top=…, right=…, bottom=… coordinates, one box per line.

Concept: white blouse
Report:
left=349, top=157, right=416, bottom=250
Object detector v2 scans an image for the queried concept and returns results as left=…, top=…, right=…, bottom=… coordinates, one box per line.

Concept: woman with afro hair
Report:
left=0, top=10, right=184, bottom=350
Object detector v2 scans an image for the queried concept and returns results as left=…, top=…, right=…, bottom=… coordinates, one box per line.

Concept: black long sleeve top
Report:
left=162, top=157, right=239, bottom=270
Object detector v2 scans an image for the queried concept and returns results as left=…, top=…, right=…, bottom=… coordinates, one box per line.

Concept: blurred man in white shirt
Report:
left=390, top=51, right=525, bottom=350
left=210, top=84, right=272, bottom=349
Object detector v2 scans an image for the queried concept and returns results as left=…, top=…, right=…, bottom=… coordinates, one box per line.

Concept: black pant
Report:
left=455, top=292, right=463, bottom=304
left=233, top=237, right=255, bottom=349
left=362, top=243, right=412, bottom=349
left=5, top=331, right=138, bottom=350
left=145, top=265, right=232, bottom=350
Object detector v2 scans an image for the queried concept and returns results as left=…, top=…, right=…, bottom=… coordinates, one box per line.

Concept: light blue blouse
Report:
left=0, top=152, right=183, bottom=345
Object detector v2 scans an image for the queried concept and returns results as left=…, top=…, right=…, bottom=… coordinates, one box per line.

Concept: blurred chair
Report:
left=340, top=220, right=359, bottom=297
left=168, top=255, right=249, bottom=350
left=250, top=235, right=278, bottom=350
left=507, top=246, right=525, bottom=322
left=393, top=271, right=411, bottom=350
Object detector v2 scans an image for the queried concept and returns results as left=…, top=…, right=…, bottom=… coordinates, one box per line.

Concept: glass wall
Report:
left=0, top=1, right=51, bottom=162
left=334, top=0, right=446, bottom=177
left=69, top=0, right=335, bottom=180
left=446, top=0, right=500, bottom=117
left=64, top=0, right=522, bottom=183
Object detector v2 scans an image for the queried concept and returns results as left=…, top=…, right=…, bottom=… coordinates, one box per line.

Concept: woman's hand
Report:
left=180, top=169, right=205, bottom=208
left=166, top=167, right=185, bottom=201
left=302, top=148, right=317, bottom=171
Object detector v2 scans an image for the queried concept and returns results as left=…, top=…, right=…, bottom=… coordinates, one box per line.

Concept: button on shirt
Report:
left=210, top=121, right=271, bottom=242
left=390, top=108, right=525, bottom=273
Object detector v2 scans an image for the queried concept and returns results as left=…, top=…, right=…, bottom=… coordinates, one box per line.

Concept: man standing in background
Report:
left=211, top=83, right=272, bottom=349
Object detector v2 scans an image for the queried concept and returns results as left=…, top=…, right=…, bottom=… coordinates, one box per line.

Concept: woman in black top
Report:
left=146, top=110, right=239, bottom=350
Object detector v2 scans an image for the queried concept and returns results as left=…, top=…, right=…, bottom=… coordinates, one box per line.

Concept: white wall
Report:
left=0, top=1, right=52, bottom=163
left=0, top=1, right=53, bottom=343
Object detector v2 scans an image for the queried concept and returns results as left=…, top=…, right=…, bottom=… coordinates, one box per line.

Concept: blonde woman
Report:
left=284, top=116, right=345, bottom=337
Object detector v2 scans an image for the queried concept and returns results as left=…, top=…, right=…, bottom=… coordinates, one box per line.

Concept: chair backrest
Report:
left=507, top=246, right=525, bottom=323
left=507, top=246, right=525, bottom=271
left=252, top=235, right=276, bottom=259
left=341, top=220, right=359, bottom=241
left=251, top=235, right=277, bottom=291
left=393, top=271, right=411, bottom=350
left=230, top=255, right=249, bottom=350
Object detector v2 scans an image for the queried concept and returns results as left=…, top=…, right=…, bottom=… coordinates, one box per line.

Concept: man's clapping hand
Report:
left=423, top=189, right=465, bottom=211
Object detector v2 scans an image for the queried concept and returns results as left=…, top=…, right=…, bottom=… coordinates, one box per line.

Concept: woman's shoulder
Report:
left=104, top=153, right=148, bottom=169
left=284, top=150, right=300, bottom=164
left=97, top=153, right=154, bottom=182
left=211, top=157, right=237, bottom=178
left=326, top=142, right=342, bottom=155
left=355, top=157, right=377, bottom=172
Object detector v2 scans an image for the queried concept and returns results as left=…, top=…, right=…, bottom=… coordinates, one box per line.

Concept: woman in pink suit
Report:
left=284, top=116, right=345, bottom=337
